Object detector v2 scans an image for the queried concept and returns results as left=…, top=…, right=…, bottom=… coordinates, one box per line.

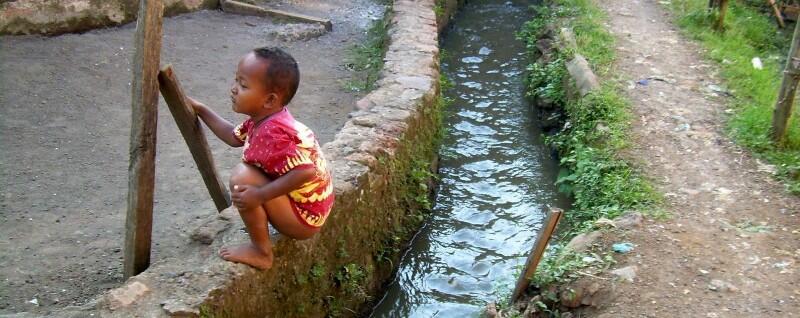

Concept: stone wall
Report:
left=33, top=0, right=446, bottom=317
left=0, top=0, right=219, bottom=35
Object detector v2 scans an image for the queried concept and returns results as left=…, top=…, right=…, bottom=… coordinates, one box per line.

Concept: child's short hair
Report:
left=253, top=47, right=300, bottom=106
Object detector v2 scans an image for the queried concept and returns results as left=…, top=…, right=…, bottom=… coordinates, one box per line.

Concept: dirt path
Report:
left=585, top=0, right=800, bottom=316
left=0, top=0, right=382, bottom=313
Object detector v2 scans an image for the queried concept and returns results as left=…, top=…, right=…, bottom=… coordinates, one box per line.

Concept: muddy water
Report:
left=369, top=1, right=568, bottom=317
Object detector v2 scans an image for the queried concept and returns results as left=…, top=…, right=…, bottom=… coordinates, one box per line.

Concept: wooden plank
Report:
left=124, top=0, right=163, bottom=279
left=158, top=65, right=231, bottom=212
left=772, top=21, right=800, bottom=144
left=510, top=207, right=564, bottom=303
left=220, top=0, right=333, bottom=31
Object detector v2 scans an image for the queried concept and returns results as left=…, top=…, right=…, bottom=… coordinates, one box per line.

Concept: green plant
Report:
left=532, top=245, right=615, bottom=287
left=434, top=0, right=446, bottom=18
left=334, top=264, right=369, bottom=301
left=310, top=262, right=326, bottom=280
left=521, top=0, right=660, bottom=235
left=345, top=10, right=390, bottom=92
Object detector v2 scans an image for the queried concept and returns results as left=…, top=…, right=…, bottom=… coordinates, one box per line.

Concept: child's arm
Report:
left=231, top=167, right=316, bottom=209
left=187, top=97, right=244, bottom=147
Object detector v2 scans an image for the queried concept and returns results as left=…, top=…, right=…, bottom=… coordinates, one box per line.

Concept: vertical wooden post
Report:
left=771, top=20, right=800, bottom=144
left=158, top=65, right=231, bottom=211
left=124, top=0, right=163, bottom=279
left=714, top=0, right=729, bottom=31
left=511, top=207, right=564, bottom=303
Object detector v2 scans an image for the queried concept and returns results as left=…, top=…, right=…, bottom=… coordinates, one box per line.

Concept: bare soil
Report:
left=0, top=0, right=383, bottom=314
left=580, top=0, right=800, bottom=316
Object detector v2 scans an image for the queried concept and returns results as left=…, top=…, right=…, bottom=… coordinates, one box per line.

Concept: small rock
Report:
left=560, top=287, right=582, bottom=308
left=190, top=217, right=232, bottom=245
left=356, top=97, right=374, bottom=111
left=566, top=231, right=602, bottom=252
left=613, top=212, right=643, bottom=229
left=708, top=279, right=738, bottom=292
left=107, top=281, right=150, bottom=310
left=162, top=299, right=200, bottom=317
left=611, top=265, right=638, bottom=282
left=594, top=217, right=615, bottom=228
left=485, top=302, right=498, bottom=318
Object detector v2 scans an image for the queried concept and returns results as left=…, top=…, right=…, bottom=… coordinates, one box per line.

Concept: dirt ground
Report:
left=0, top=0, right=383, bottom=313
left=580, top=0, right=800, bottom=316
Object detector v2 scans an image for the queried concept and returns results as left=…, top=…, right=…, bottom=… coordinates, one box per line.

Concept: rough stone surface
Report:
left=612, top=212, right=644, bottom=229
left=189, top=210, right=233, bottom=244
left=565, top=230, right=602, bottom=252
left=0, top=0, right=219, bottom=35
left=708, top=279, right=738, bottom=293
left=566, top=54, right=600, bottom=97
left=106, top=281, right=150, bottom=310
left=610, top=265, right=638, bottom=283
left=559, top=27, right=578, bottom=51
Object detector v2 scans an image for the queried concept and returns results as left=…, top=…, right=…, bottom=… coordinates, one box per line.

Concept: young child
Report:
left=188, top=47, right=334, bottom=270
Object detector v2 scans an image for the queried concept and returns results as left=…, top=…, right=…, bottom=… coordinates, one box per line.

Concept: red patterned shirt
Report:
left=233, top=108, right=334, bottom=227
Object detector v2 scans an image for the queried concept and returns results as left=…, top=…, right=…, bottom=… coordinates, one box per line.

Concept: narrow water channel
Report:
left=369, top=1, right=569, bottom=317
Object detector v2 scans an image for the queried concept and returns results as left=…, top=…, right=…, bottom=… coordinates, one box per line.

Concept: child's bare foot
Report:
left=219, top=243, right=273, bottom=270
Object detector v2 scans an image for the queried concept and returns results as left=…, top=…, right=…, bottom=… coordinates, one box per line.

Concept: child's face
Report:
left=230, top=53, right=279, bottom=116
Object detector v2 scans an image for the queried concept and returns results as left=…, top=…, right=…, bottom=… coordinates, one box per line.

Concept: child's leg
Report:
left=220, top=163, right=320, bottom=270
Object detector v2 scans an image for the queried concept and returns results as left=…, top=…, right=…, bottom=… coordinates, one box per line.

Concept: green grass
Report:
left=520, top=0, right=660, bottom=235
left=666, top=0, right=800, bottom=193
left=344, top=9, right=390, bottom=93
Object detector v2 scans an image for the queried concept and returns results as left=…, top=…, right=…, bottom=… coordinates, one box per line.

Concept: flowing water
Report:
left=369, top=1, right=569, bottom=317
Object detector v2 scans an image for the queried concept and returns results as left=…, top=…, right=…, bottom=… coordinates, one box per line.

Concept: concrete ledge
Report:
left=32, top=0, right=442, bottom=317
left=220, top=0, right=332, bottom=31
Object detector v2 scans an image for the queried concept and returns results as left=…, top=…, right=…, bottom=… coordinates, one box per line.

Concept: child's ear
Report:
left=263, top=93, right=280, bottom=108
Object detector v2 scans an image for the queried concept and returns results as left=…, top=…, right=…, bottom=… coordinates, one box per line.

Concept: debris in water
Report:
left=612, top=242, right=634, bottom=253
left=479, top=47, right=492, bottom=55
left=461, top=56, right=483, bottom=63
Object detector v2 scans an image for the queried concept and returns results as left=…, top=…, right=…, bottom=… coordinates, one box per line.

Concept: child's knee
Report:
left=229, top=163, right=268, bottom=190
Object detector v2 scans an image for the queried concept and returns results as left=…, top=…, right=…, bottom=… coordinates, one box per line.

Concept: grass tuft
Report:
left=344, top=9, right=390, bottom=93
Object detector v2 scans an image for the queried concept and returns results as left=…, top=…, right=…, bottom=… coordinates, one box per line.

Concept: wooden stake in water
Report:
left=124, top=0, right=163, bottom=279
left=158, top=65, right=231, bottom=211
left=511, top=207, right=564, bottom=303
